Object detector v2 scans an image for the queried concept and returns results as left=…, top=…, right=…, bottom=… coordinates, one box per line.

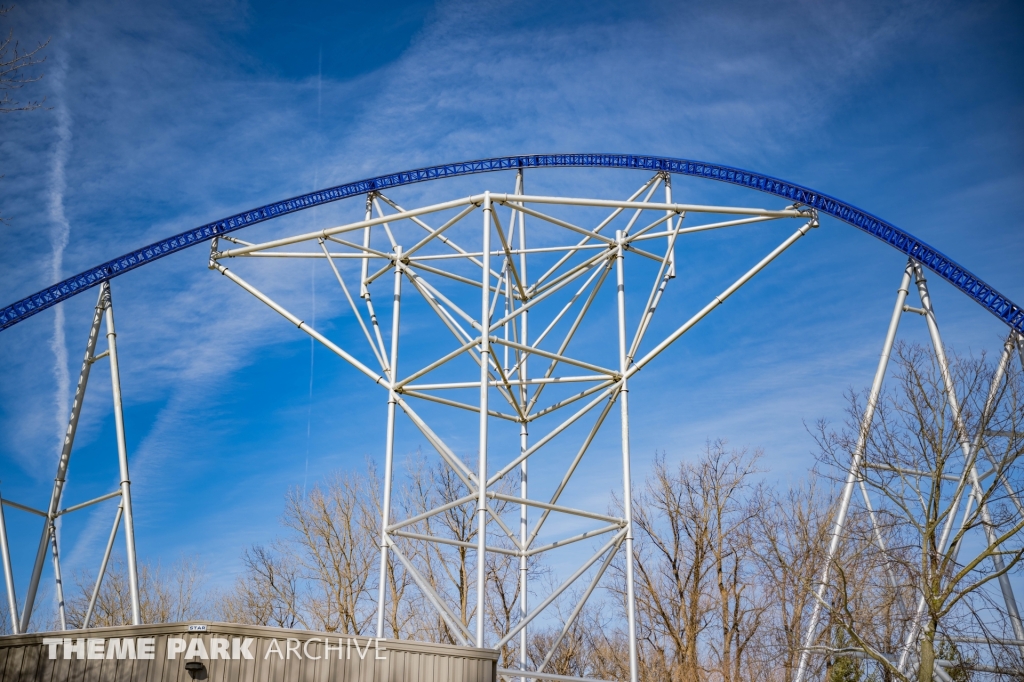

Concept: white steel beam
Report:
left=0, top=488, right=18, bottom=633
left=20, top=286, right=106, bottom=633
left=495, top=529, right=626, bottom=649
left=492, top=193, right=809, bottom=218
left=376, top=245, right=404, bottom=638
left=615, top=230, right=639, bottom=682
left=216, top=196, right=476, bottom=258
left=55, top=490, right=121, bottom=517
left=476, top=192, right=493, bottom=647
left=628, top=219, right=816, bottom=378
left=529, top=175, right=659, bottom=292
left=103, top=284, right=142, bottom=625
left=213, top=263, right=387, bottom=386
left=795, top=260, right=913, bottom=682
left=82, top=504, right=122, bottom=629
left=515, top=168, right=530, bottom=680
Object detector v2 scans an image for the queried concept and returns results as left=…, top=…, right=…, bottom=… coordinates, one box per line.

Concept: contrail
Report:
left=47, top=49, right=72, bottom=458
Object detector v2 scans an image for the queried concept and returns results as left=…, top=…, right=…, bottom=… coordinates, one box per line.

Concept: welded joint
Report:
left=208, top=236, right=220, bottom=269
left=99, top=287, right=112, bottom=311
left=87, top=350, right=110, bottom=365
left=786, top=203, right=818, bottom=221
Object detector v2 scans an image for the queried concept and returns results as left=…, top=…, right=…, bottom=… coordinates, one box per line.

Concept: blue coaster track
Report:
left=2, top=153, right=1021, bottom=333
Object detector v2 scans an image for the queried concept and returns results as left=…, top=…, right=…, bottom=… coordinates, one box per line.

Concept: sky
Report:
left=0, top=0, right=1022, bottom=632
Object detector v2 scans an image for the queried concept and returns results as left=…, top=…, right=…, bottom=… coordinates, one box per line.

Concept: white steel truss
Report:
left=210, top=170, right=816, bottom=682
left=795, top=260, right=1024, bottom=682
left=0, top=281, right=142, bottom=634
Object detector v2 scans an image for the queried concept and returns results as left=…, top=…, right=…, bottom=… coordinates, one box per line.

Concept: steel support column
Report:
left=20, top=286, right=107, bottom=632
left=615, top=229, right=640, bottom=682
left=515, top=170, right=530, bottom=679
left=968, top=333, right=1024, bottom=649
left=914, top=265, right=1024, bottom=646
left=795, top=259, right=914, bottom=682
left=102, top=285, right=142, bottom=625
left=0, top=487, right=18, bottom=633
left=83, top=503, right=123, bottom=629
left=206, top=181, right=821, bottom=681
left=376, top=245, right=403, bottom=638
left=477, top=192, right=493, bottom=648
left=48, top=523, right=66, bottom=630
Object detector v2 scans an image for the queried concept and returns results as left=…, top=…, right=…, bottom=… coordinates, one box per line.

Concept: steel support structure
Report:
left=0, top=282, right=141, bottom=633
left=0, top=156, right=1016, bottom=677
left=6, top=154, right=1022, bottom=336
left=795, top=262, right=1024, bottom=681
left=211, top=174, right=815, bottom=681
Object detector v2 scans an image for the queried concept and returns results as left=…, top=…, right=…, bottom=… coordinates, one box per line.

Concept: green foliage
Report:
left=829, top=654, right=863, bottom=682
left=936, top=641, right=973, bottom=682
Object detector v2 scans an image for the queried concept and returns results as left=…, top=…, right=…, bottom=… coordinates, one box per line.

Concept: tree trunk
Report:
left=918, top=623, right=935, bottom=682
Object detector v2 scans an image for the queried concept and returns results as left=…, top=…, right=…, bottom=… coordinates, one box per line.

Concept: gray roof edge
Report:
left=0, top=620, right=499, bottom=659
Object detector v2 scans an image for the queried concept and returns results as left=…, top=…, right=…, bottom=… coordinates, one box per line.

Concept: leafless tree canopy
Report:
left=812, top=342, right=1024, bottom=681
left=64, top=555, right=207, bottom=629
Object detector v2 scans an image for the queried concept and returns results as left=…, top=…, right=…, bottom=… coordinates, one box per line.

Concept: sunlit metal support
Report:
left=0, top=487, right=18, bottom=633
left=102, top=284, right=141, bottom=625
left=210, top=180, right=817, bottom=675
left=387, top=540, right=474, bottom=646
left=536, top=532, right=621, bottom=675
left=915, top=275, right=1024, bottom=646
left=896, top=264, right=1024, bottom=673
left=20, top=287, right=106, bottom=632
left=476, top=192, right=493, bottom=648
left=795, top=260, right=914, bottom=682
left=376, top=245, right=403, bottom=638
left=968, top=336, right=1024, bottom=649
left=615, top=229, right=639, bottom=682
left=48, top=523, right=66, bottom=630
left=0, top=156, right=1016, bottom=682
left=83, top=503, right=123, bottom=629
left=515, top=170, right=530, bottom=682
left=12, top=282, right=140, bottom=633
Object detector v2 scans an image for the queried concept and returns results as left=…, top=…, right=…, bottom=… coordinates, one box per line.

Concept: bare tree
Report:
left=754, top=480, right=837, bottom=681
left=66, top=555, right=208, bottom=628
left=613, top=442, right=768, bottom=681
left=0, top=591, right=10, bottom=634
left=814, top=342, right=1024, bottom=681
left=282, top=471, right=378, bottom=634
left=485, top=539, right=525, bottom=667
left=0, top=4, right=48, bottom=114
left=705, top=446, right=769, bottom=682
left=398, top=459, right=477, bottom=643
left=217, top=544, right=300, bottom=628
left=525, top=589, right=594, bottom=678
left=396, top=457, right=522, bottom=653
left=365, top=461, right=415, bottom=639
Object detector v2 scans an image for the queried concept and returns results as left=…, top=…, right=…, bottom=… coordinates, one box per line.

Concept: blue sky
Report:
left=0, top=0, right=1022, bottom=625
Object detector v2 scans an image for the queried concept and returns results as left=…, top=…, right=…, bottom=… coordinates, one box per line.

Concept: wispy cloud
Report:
left=46, top=41, right=72, bottom=460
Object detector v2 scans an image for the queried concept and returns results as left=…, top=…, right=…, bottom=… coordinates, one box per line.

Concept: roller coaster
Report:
left=1, top=154, right=1022, bottom=682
